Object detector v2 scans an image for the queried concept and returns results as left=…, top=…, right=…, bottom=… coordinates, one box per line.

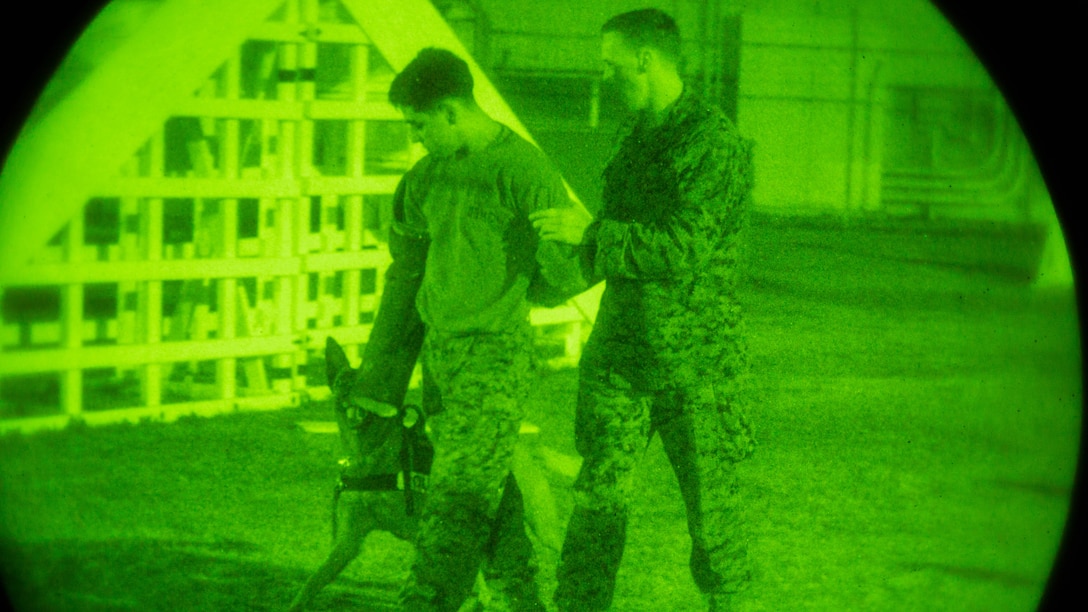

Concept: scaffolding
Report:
left=0, top=0, right=587, bottom=433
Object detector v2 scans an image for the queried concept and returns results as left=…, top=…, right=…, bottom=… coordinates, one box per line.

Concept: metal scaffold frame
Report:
left=0, top=0, right=588, bottom=433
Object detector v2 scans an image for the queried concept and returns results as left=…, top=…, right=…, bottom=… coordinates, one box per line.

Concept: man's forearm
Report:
left=352, top=224, right=428, bottom=407
left=587, top=213, right=705, bottom=280
left=529, top=239, right=592, bottom=307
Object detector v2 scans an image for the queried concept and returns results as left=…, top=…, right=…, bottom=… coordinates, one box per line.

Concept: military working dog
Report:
left=286, top=337, right=547, bottom=612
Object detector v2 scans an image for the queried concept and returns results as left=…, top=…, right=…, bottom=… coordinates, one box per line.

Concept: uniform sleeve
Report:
left=515, top=155, right=591, bottom=307
left=586, top=121, right=754, bottom=281
left=351, top=176, right=428, bottom=408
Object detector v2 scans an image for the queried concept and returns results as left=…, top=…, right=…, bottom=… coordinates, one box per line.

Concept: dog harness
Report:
left=330, top=405, right=433, bottom=539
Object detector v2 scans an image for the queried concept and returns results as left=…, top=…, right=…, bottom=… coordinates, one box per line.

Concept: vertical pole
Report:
left=275, top=5, right=301, bottom=395
left=118, top=195, right=140, bottom=347
left=348, top=125, right=369, bottom=246
left=295, top=0, right=320, bottom=392
left=62, top=211, right=84, bottom=419
left=218, top=278, right=237, bottom=401
left=293, top=198, right=310, bottom=390
left=218, top=55, right=242, bottom=401
left=862, top=61, right=884, bottom=212
left=182, top=81, right=219, bottom=397
left=844, top=6, right=859, bottom=221
left=297, top=17, right=317, bottom=253
left=223, top=55, right=242, bottom=182
left=345, top=40, right=369, bottom=352
left=275, top=196, right=295, bottom=395
left=218, top=224, right=239, bottom=400
left=143, top=268, right=163, bottom=408
left=62, top=286, right=83, bottom=419
left=343, top=188, right=362, bottom=330
left=142, top=131, right=165, bottom=408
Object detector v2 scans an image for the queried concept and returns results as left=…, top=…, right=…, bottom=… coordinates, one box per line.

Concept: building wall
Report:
left=443, top=0, right=1049, bottom=223
left=473, top=0, right=738, bottom=74
left=739, top=0, right=1041, bottom=221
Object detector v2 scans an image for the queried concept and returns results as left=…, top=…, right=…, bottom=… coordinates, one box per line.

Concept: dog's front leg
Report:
left=287, top=494, right=374, bottom=611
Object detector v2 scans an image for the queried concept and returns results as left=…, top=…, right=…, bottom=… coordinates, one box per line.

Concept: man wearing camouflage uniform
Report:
left=349, top=48, right=585, bottom=612
left=531, top=9, right=756, bottom=612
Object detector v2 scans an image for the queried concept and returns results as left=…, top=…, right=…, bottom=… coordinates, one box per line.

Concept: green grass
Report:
left=0, top=217, right=1080, bottom=611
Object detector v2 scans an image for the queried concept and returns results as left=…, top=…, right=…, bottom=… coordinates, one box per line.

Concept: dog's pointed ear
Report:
left=325, top=336, right=351, bottom=388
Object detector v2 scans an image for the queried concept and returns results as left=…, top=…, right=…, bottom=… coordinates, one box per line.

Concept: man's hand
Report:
left=529, top=204, right=594, bottom=245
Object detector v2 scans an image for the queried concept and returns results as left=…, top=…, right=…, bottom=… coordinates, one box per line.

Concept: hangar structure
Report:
left=0, top=0, right=595, bottom=431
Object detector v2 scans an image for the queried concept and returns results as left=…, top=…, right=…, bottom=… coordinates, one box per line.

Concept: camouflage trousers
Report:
left=554, top=360, right=755, bottom=611
left=400, top=327, right=545, bottom=612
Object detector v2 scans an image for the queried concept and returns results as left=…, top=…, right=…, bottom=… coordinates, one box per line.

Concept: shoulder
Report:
left=674, top=93, right=745, bottom=150
left=398, top=155, right=445, bottom=206
left=671, top=93, right=754, bottom=168
left=493, top=126, right=562, bottom=186
left=402, top=154, right=436, bottom=185
left=497, top=127, right=552, bottom=167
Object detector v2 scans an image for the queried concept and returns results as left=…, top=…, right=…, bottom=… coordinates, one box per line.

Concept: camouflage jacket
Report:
left=580, top=88, right=755, bottom=390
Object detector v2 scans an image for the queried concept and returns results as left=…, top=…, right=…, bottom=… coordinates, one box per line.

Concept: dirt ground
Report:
left=0, top=215, right=1081, bottom=611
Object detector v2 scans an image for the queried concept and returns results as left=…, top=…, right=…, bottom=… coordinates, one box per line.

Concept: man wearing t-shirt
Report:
left=347, top=47, right=585, bottom=612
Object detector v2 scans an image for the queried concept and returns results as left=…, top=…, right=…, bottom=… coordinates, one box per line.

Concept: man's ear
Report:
left=636, top=47, right=653, bottom=73
left=436, top=100, right=459, bottom=125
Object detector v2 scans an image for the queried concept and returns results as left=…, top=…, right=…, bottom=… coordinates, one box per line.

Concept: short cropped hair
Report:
left=601, top=9, right=682, bottom=64
left=388, top=48, right=475, bottom=112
